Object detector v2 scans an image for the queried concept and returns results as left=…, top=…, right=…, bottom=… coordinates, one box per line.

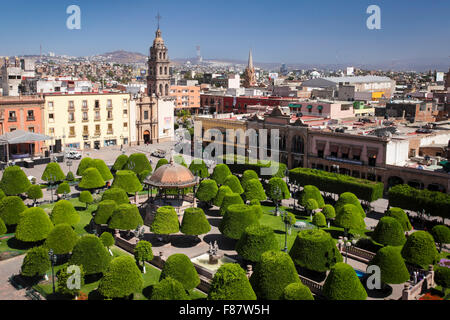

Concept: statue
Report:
left=208, top=241, right=222, bottom=265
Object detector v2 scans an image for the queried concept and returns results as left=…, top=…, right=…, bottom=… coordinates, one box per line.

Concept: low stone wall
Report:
left=401, top=266, right=435, bottom=300
left=299, top=275, right=323, bottom=296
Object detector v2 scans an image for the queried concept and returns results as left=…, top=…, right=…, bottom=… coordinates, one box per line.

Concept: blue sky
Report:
left=0, top=0, right=449, bottom=65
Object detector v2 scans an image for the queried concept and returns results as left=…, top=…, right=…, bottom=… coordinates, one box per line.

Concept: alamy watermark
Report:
left=366, top=5, right=381, bottom=30
left=66, top=5, right=81, bottom=30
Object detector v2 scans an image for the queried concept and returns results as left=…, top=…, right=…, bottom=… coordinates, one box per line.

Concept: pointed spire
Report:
left=248, top=49, right=254, bottom=69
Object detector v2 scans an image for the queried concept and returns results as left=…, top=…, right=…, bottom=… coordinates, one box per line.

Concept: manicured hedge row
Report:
left=220, top=155, right=286, bottom=179
left=289, top=167, right=384, bottom=202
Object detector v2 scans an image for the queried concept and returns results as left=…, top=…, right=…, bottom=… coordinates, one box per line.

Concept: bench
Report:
left=25, top=289, right=41, bottom=300
left=8, top=276, right=24, bottom=290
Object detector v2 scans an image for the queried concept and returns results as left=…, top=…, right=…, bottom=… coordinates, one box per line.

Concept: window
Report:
left=49, top=128, right=55, bottom=134
left=95, top=111, right=100, bottom=120
left=9, top=111, right=16, bottom=121
left=107, top=100, right=112, bottom=108
left=70, top=101, right=75, bottom=109
left=49, top=113, right=54, bottom=122
left=123, top=122, right=128, bottom=131
left=95, top=125, right=100, bottom=134
left=28, top=127, right=35, bottom=132
left=83, top=125, right=89, bottom=134
left=82, top=112, right=88, bottom=121
left=144, top=111, right=149, bottom=120
left=123, top=99, right=127, bottom=107
left=107, top=111, right=113, bottom=120
left=27, top=110, right=35, bottom=120
left=123, top=109, right=128, bottom=116
left=107, top=124, right=113, bottom=133
left=69, top=112, right=75, bottom=122
left=69, top=126, right=75, bottom=136
left=82, top=100, right=87, bottom=108
left=48, top=101, right=54, bottom=110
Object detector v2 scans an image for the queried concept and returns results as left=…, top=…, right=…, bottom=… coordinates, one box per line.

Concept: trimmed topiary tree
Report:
left=151, top=277, right=189, bottom=300
left=219, top=193, right=244, bottom=216
left=101, top=187, right=130, bottom=205
left=108, top=204, right=144, bottom=231
left=267, top=177, right=290, bottom=204
left=312, top=212, right=327, bottom=228
left=27, top=185, right=43, bottom=206
left=42, top=162, right=65, bottom=182
left=125, top=153, right=152, bottom=175
left=92, top=159, right=114, bottom=182
left=305, top=198, right=319, bottom=213
left=0, top=189, right=5, bottom=202
left=0, top=166, right=31, bottom=195
left=155, top=158, right=169, bottom=170
left=66, top=171, right=75, bottom=182
left=283, top=282, right=314, bottom=300
left=219, top=204, right=259, bottom=240
left=112, top=154, right=129, bottom=172
left=69, top=234, right=111, bottom=275
left=111, top=170, right=142, bottom=194
left=76, top=157, right=94, bottom=176
left=385, top=207, right=412, bottom=232
left=250, top=199, right=263, bottom=220
left=224, top=175, right=244, bottom=195
left=160, top=253, right=200, bottom=291
left=189, top=159, right=209, bottom=179
left=98, top=256, right=144, bottom=299
left=0, top=196, right=27, bottom=226
left=150, top=206, right=180, bottom=235
left=372, top=216, right=406, bottom=247
left=244, top=179, right=267, bottom=202
left=180, top=208, right=211, bottom=237
left=299, top=185, right=325, bottom=208
left=322, top=204, right=336, bottom=220
left=322, top=262, right=368, bottom=300
left=208, top=263, right=256, bottom=300
left=57, top=264, right=85, bottom=298
left=213, top=185, right=232, bottom=207
left=434, top=266, right=450, bottom=295
left=134, top=240, right=153, bottom=270
left=0, top=218, right=6, bottom=235
left=250, top=250, right=300, bottom=300
left=56, top=182, right=70, bottom=196
left=100, top=232, right=115, bottom=253
left=211, top=164, right=232, bottom=185
left=94, top=200, right=117, bottom=225
left=401, top=231, right=438, bottom=269
left=174, top=155, right=188, bottom=167
left=138, top=170, right=152, bottom=183
left=236, top=225, right=278, bottom=262
left=196, top=179, right=218, bottom=204
left=335, top=192, right=365, bottom=218
left=21, top=246, right=50, bottom=278
left=335, top=204, right=366, bottom=235
left=78, top=167, right=106, bottom=191
left=50, top=200, right=80, bottom=226
left=79, top=191, right=93, bottom=209
left=431, top=225, right=450, bottom=253
left=44, top=224, right=79, bottom=255
left=241, top=170, right=259, bottom=191
left=368, top=246, right=410, bottom=284
left=289, top=228, right=343, bottom=272
left=16, top=207, right=54, bottom=242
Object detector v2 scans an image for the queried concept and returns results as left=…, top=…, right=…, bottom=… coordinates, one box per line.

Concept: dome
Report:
left=144, top=160, right=198, bottom=189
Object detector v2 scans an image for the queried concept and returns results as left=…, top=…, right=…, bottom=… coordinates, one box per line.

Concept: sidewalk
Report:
left=0, top=255, right=27, bottom=300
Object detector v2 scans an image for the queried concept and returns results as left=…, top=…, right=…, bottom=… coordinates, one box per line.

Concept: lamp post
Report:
left=281, top=210, right=289, bottom=253
left=48, top=249, right=57, bottom=294
left=48, top=174, right=56, bottom=204
left=66, top=160, right=73, bottom=174
left=338, top=237, right=357, bottom=263
left=273, top=185, right=282, bottom=216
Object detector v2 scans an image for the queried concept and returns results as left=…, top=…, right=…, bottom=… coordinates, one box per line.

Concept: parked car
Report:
left=65, top=150, right=82, bottom=160
left=152, top=149, right=166, bottom=158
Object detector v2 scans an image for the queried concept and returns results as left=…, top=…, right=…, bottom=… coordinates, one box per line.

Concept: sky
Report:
left=0, top=0, right=449, bottom=66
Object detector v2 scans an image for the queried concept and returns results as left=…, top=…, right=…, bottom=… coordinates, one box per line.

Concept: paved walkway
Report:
left=0, top=255, right=27, bottom=300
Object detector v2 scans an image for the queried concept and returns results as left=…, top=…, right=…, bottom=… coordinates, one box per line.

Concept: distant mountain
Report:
left=95, top=50, right=147, bottom=64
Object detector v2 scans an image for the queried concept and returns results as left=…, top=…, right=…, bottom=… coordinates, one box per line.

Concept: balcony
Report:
left=68, top=106, right=75, bottom=111
left=94, top=131, right=101, bottom=137
left=8, top=117, right=17, bottom=122
left=106, top=104, right=113, bottom=110
left=69, top=133, right=76, bottom=138
left=107, top=117, right=113, bottom=121
left=82, top=118, right=89, bottom=123
left=94, top=105, right=100, bottom=111
left=27, top=116, right=35, bottom=121
left=107, top=130, right=114, bottom=135
left=82, top=132, right=89, bottom=137
left=82, top=105, right=89, bottom=111
left=94, top=117, right=101, bottom=122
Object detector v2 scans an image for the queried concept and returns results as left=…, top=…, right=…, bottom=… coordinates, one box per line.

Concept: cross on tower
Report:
left=156, top=13, right=162, bottom=29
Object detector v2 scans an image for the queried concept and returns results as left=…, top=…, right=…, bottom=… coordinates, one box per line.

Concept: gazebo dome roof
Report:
left=144, top=160, right=198, bottom=189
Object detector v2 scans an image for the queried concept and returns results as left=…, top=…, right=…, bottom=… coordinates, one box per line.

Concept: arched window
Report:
left=159, top=84, right=163, bottom=95
left=159, top=52, right=162, bottom=59
left=160, top=66, right=163, bottom=75
left=164, top=67, right=167, bottom=75
left=165, top=84, right=169, bottom=96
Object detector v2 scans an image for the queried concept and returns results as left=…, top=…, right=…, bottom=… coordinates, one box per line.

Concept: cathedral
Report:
left=243, top=49, right=257, bottom=88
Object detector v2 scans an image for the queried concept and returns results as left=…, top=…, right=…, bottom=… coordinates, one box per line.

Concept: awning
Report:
left=0, top=130, right=53, bottom=145
left=317, top=105, right=323, bottom=111
left=307, top=105, right=313, bottom=109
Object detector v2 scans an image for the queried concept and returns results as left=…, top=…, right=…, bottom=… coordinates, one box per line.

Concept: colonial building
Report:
left=243, top=50, right=257, bottom=88
left=147, top=28, right=171, bottom=97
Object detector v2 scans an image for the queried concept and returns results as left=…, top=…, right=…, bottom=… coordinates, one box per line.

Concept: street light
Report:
left=48, top=249, right=57, bottom=294
left=48, top=174, right=56, bottom=204
left=338, top=237, right=357, bottom=263
left=66, top=160, right=73, bottom=174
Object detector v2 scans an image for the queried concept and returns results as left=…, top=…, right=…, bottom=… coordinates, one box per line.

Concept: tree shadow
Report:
left=205, top=208, right=222, bottom=218
left=207, top=218, right=221, bottom=228
left=297, top=267, right=327, bottom=283
left=203, top=234, right=236, bottom=251
left=170, top=235, right=202, bottom=248
left=323, top=229, right=345, bottom=239
left=46, top=292, right=72, bottom=300
left=367, top=211, right=383, bottom=221
left=88, top=289, right=104, bottom=300
left=7, top=237, right=43, bottom=250
left=142, top=233, right=168, bottom=248
left=142, top=285, right=154, bottom=299
left=363, top=281, right=393, bottom=299
left=84, top=273, right=102, bottom=284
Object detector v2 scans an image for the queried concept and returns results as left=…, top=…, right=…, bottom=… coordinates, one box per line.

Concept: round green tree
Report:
left=180, top=207, right=211, bottom=236
left=213, top=185, right=232, bottom=207
left=50, top=200, right=80, bottom=226
left=66, top=171, right=75, bottom=182
left=385, top=207, right=412, bottom=232
left=208, top=263, right=256, bottom=300
left=42, top=162, right=65, bottom=182
left=0, top=189, right=5, bottom=202
left=76, top=157, right=94, bottom=176
left=94, top=200, right=118, bottom=225
left=250, top=199, right=263, bottom=219
left=98, top=256, right=144, bottom=299
left=44, top=224, right=79, bottom=255
left=21, top=246, right=50, bottom=278
left=241, top=170, right=259, bottom=190
left=312, top=212, right=327, bottom=228
left=100, top=232, right=115, bottom=249
left=322, top=205, right=336, bottom=220
left=78, top=167, right=106, bottom=190
left=56, top=182, right=70, bottom=195
left=16, top=207, right=54, bottom=242
left=335, top=192, right=365, bottom=218
left=113, top=154, right=129, bottom=172
left=69, top=234, right=111, bottom=275
left=111, top=170, right=142, bottom=194
left=125, top=153, right=152, bottom=175
left=283, top=282, right=314, bottom=300
left=322, top=262, right=368, bottom=300
left=244, top=179, right=267, bottom=202
left=101, top=187, right=130, bottom=205
left=0, top=218, right=6, bottom=235
left=150, top=206, right=180, bottom=235
left=236, top=225, right=278, bottom=262
left=151, top=277, right=189, bottom=300
left=372, top=216, right=406, bottom=247
left=401, top=231, right=438, bottom=268
left=289, top=228, right=343, bottom=272
left=0, top=196, right=26, bottom=226
left=57, top=264, right=85, bottom=298
left=160, top=253, right=200, bottom=290
left=0, top=166, right=31, bottom=195
left=431, top=225, right=450, bottom=253
left=174, top=155, right=187, bottom=167
left=79, top=190, right=93, bottom=209
left=27, top=185, right=43, bottom=206
left=108, top=204, right=143, bottom=231
left=250, top=250, right=300, bottom=300
left=299, top=185, right=325, bottom=208
left=211, top=164, right=232, bottom=185
left=219, top=192, right=244, bottom=216
left=267, top=177, right=290, bottom=203
left=305, top=198, right=319, bottom=212
left=219, top=204, right=259, bottom=240
left=368, top=246, right=410, bottom=284
left=138, top=170, right=152, bottom=183
left=155, top=158, right=169, bottom=170
left=335, top=204, right=366, bottom=234
left=434, top=266, right=450, bottom=294
left=196, top=179, right=218, bottom=204
left=134, top=240, right=154, bottom=268
left=93, top=159, right=114, bottom=181
left=189, top=159, right=209, bottom=178
left=224, top=175, right=244, bottom=194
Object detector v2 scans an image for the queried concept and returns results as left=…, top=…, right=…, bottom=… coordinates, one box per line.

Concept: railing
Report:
left=8, top=117, right=17, bottom=122
left=27, top=116, right=35, bottom=121
left=401, top=267, right=435, bottom=300
left=299, top=274, right=323, bottom=296
left=344, top=245, right=376, bottom=262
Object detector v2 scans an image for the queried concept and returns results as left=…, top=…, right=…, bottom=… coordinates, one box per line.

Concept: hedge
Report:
left=385, top=207, right=412, bottom=232
left=244, top=179, right=267, bottom=202
left=250, top=250, right=300, bottom=300
left=241, top=170, right=259, bottom=190
left=113, top=154, right=129, bottom=172
left=50, top=200, right=80, bottom=226
left=219, top=193, right=244, bottom=216
left=189, top=159, right=209, bottom=178
left=0, top=196, right=27, bottom=225
left=207, top=263, right=256, bottom=300
left=235, top=225, right=278, bottom=262
left=155, top=158, right=169, bottom=170
left=372, top=217, right=406, bottom=247
left=221, top=155, right=286, bottom=179
left=108, top=204, right=143, bottom=231
left=94, top=200, right=118, bottom=225
left=289, top=167, right=383, bottom=202
left=78, top=167, right=106, bottom=190
left=219, top=204, right=259, bottom=240
left=213, top=185, right=233, bottom=207
left=322, top=205, right=336, bottom=220
left=211, top=164, right=232, bottom=185
left=0, top=166, right=31, bottom=195
left=312, top=212, right=327, bottom=227
left=196, top=179, right=218, bottom=203
left=76, top=157, right=94, bottom=176
left=0, top=189, right=5, bottom=202
left=335, top=192, right=365, bottom=218
left=283, top=282, right=314, bottom=300
left=224, top=175, right=244, bottom=194
left=431, top=225, right=450, bottom=252
left=180, top=208, right=211, bottom=236
left=388, top=184, right=450, bottom=219
left=0, top=218, right=5, bottom=235
left=101, top=187, right=130, bottom=205
left=98, top=256, right=144, bottom=299
left=125, top=153, right=152, bottom=175
left=322, top=262, right=368, bottom=300
left=150, top=206, right=179, bottom=235
left=111, top=170, right=142, bottom=194
left=151, top=277, right=189, bottom=300
left=79, top=191, right=93, bottom=208
left=289, top=229, right=343, bottom=272
left=250, top=199, right=263, bottom=219
left=69, top=235, right=111, bottom=275
left=160, top=253, right=200, bottom=290
left=16, top=208, right=54, bottom=242
left=401, top=231, right=439, bottom=269
left=266, top=177, right=290, bottom=202
left=335, top=204, right=366, bottom=232
left=44, top=224, right=79, bottom=255
left=93, top=159, right=114, bottom=181
left=56, top=182, right=70, bottom=195
left=299, top=185, right=325, bottom=208
left=369, top=246, right=410, bottom=284
left=21, top=246, right=50, bottom=278
left=42, top=162, right=65, bottom=182
left=100, top=232, right=115, bottom=248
